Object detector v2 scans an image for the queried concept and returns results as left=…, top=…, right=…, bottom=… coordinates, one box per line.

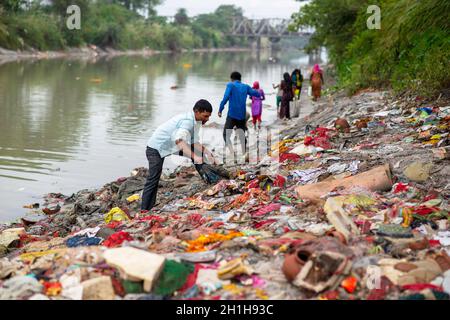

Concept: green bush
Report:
left=8, top=13, right=64, bottom=50
left=292, top=0, right=450, bottom=96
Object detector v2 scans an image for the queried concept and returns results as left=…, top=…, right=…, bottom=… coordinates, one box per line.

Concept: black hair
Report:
left=193, top=99, right=213, bottom=113
left=230, top=71, right=242, bottom=81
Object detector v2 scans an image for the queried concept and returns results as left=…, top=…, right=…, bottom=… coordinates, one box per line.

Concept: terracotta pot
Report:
left=282, top=249, right=312, bottom=282
left=356, top=121, right=368, bottom=130
left=408, top=237, right=429, bottom=251
left=334, top=118, right=350, bottom=133
left=325, top=230, right=347, bottom=245
left=434, top=252, right=450, bottom=271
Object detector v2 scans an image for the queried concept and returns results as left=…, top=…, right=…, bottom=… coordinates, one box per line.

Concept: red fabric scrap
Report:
left=366, top=289, right=386, bottom=300
left=210, top=222, right=224, bottom=229
left=252, top=203, right=282, bottom=217
left=304, top=136, right=313, bottom=146
left=279, top=153, right=301, bottom=163
left=140, top=215, right=166, bottom=223
left=103, top=231, right=133, bottom=248
left=312, top=127, right=330, bottom=137
left=323, top=290, right=339, bottom=300
left=423, top=193, right=438, bottom=201
left=179, top=264, right=201, bottom=292
left=313, top=136, right=332, bottom=149
left=273, top=175, right=286, bottom=188
left=253, top=219, right=277, bottom=229
left=413, top=206, right=438, bottom=216
left=394, top=183, right=409, bottom=193
left=429, top=239, right=441, bottom=247
left=402, top=284, right=443, bottom=292
left=187, top=213, right=206, bottom=226
left=106, top=221, right=122, bottom=229
left=247, top=179, right=260, bottom=189
left=111, top=277, right=126, bottom=297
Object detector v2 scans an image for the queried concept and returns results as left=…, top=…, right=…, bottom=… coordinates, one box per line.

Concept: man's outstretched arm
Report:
left=218, top=83, right=232, bottom=117
left=193, top=143, right=217, bottom=165
left=247, top=86, right=261, bottom=98
left=176, top=139, right=203, bottom=164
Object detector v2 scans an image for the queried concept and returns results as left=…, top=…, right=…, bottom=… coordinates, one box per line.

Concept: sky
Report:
left=155, top=0, right=304, bottom=19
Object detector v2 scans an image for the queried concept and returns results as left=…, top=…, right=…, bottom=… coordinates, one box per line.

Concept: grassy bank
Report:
left=0, top=2, right=246, bottom=52
left=291, top=0, right=450, bottom=96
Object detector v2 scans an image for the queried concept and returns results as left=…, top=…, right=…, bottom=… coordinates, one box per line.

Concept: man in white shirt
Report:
left=141, top=99, right=216, bottom=212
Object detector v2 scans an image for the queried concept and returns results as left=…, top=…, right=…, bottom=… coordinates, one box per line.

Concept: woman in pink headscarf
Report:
left=310, top=64, right=324, bottom=101
left=250, top=81, right=265, bottom=130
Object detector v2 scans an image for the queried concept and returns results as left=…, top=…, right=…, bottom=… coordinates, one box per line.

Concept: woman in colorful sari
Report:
left=291, top=69, right=303, bottom=99
left=310, top=64, right=324, bottom=101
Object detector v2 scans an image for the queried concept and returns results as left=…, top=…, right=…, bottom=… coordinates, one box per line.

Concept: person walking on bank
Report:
left=250, top=81, right=265, bottom=131
left=310, top=64, right=324, bottom=101
left=218, top=71, right=261, bottom=155
left=272, top=81, right=283, bottom=116
left=141, top=99, right=217, bottom=212
left=279, top=72, right=293, bottom=119
left=291, top=69, right=303, bottom=99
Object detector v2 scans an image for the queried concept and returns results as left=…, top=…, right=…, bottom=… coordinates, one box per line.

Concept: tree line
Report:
left=290, top=0, right=450, bottom=96
left=0, top=1, right=248, bottom=51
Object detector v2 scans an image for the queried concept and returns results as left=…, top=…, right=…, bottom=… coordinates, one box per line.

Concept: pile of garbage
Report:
left=1, top=89, right=449, bottom=300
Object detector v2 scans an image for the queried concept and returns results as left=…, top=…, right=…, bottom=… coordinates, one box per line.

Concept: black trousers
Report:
left=141, top=147, right=165, bottom=211
left=223, top=116, right=247, bottom=154
left=141, top=145, right=204, bottom=211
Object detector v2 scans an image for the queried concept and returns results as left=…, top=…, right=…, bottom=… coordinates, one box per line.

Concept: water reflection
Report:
left=0, top=50, right=323, bottom=220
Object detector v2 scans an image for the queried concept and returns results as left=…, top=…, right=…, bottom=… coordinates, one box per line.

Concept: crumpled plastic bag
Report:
left=126, top=194, right=140, bottom=203
left=0, top=276, right=43, bottom=299
left=217, top=258, right=254, bottom=280
left=195, top=164, right=230, bottom=184
left=104, top=207, right=130, bottom=223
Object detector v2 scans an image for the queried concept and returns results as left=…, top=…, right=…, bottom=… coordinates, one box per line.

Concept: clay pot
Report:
left=334, top=118, right=350, bottom=133
left=282, top=249, right=312, bottom=282
left=325, top=230, right=347, bottom=245
left=356, top=120, right=368, bottom=130
left=434, top=252, right=450, bottom=271
left=408, top=237, right=429, bottom=251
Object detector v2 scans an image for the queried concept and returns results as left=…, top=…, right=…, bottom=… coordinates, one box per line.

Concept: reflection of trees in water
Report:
left=0, top=60, right=90, bottom=167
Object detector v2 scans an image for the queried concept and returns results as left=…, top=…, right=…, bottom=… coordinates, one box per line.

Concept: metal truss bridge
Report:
left=229, top=18, right=313, bottom=39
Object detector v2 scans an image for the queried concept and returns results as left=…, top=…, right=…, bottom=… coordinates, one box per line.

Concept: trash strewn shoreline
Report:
left=1, top=88, right=449, bottom=300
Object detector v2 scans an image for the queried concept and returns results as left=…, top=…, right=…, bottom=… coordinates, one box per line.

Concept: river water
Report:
left=0, top=49, right=326, bottom=221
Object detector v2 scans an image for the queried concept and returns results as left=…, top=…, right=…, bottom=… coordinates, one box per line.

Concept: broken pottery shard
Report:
left=324, top=197, right=360, bottom=242
left=296, top=164, right=393, bottom=200
left=293, top=251, right=352, bottom=293
left=103, top=247, right=165, bottom=292
left=81, top=276, right=115, bottom=300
